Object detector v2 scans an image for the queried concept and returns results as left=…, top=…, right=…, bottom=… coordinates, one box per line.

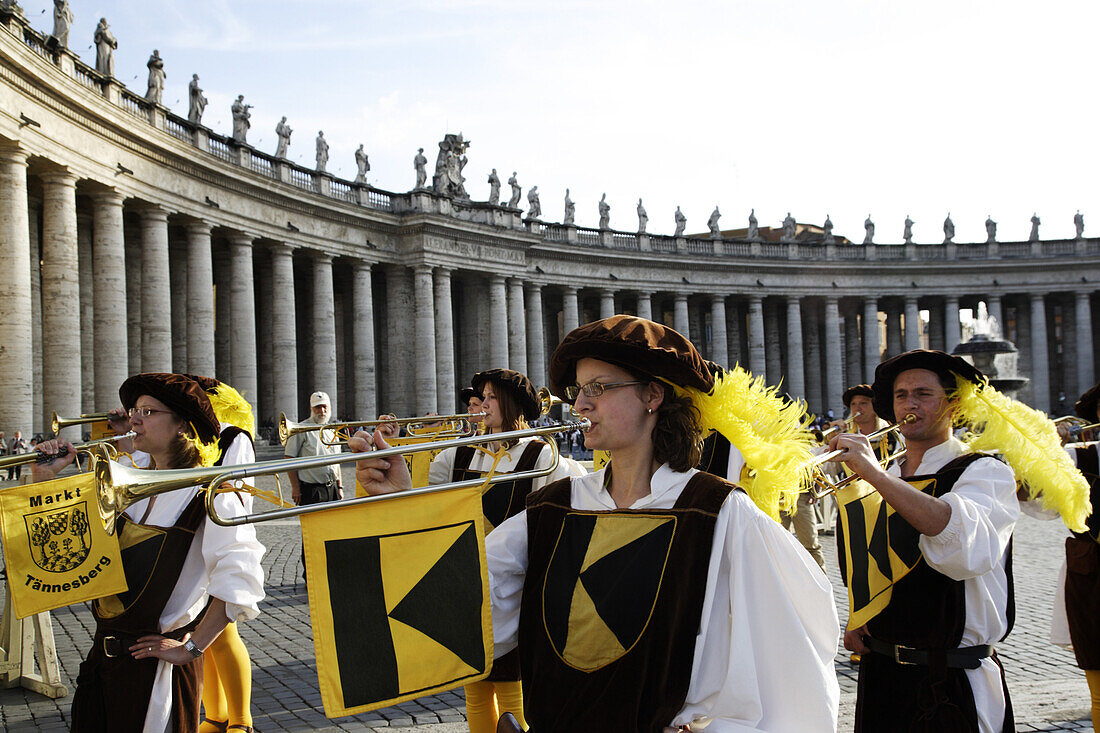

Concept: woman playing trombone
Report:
left=33, top=373, right=265, bottom=733
left=356, top=316, right=839, bottom=732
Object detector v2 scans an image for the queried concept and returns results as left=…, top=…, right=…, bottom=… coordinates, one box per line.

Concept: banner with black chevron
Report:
left=300, top=486, right=492, bottom=717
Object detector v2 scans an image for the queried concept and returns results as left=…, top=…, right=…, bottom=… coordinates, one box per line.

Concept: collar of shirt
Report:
left=575, top=463, right=698, bottom=511
left=892, top=436, right=967, bottom=476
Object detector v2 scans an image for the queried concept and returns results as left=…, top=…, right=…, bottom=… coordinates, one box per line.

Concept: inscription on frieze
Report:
left=424, top=236, right=524, bottom=264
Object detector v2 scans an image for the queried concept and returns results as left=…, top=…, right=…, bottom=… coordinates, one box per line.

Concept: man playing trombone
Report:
left=828, top=350, right=1018, bottom=733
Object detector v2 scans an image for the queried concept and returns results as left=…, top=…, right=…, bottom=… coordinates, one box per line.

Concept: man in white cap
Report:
left=284, top=390, right=343, bottom=507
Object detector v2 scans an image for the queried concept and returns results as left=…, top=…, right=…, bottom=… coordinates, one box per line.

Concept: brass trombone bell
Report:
left=51, top=411, right=111, bottom=435
left=91, top=419, right=591, bottom=532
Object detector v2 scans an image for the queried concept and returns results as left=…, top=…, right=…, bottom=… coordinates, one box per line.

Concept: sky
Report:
left=29, top=0, right=1099, bottom=242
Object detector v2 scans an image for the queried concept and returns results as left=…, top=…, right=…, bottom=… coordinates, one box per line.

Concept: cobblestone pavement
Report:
left=0, top=458, right=1093, bottom=731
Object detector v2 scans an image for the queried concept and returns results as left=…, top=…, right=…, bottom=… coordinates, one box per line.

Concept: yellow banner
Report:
left=0, top=473, right=127, bottom=619
left=301, top=486, right=492, bottom=717
left=837, top=476, right=936, bottom=629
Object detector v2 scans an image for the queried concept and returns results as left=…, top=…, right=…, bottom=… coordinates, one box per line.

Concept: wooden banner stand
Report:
left=0, top=474, right=67, bottom=698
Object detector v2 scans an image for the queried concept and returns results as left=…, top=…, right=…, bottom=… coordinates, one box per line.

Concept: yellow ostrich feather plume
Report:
left=195, top=435, right=221, bottom=468
left=676, top=366, right=816, bottom=521
left=952, top=379, right=1091, bottom=533
left=206, top=382, right=255, bottom=438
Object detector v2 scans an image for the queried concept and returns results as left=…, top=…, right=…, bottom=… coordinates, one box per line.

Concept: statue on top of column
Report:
left=903, top=215, right=914, bottom=244
left=487, top=168, right=501, bottom=205
left=315, top=131, right=329, bottom=173
left=414, top=148, right=428, bottom=189
left=51, top=0, right=73, bottom=48
left=274, top=117, right=292, bottom=158
left=1029, top=213, right=1040, bottom=243
left=863, top=214, right=875, bottom=245
left=781, top=212, right=796, bottom=243
left=637, top=199, right=648, bottom=234
left=93, top=18, right=117, bottom=77
left=748, top=208, right=760, bottom=242
left=564, top=189, right=575, bottom=225
left=354, top=144, right=370, bottom=183
left=707, top=206, right=721, bottom=238
left=527, top=186, right=541, bottom=220
left=432, top=133, right=471, bottom=198
left=943, top=213, right=955, bottom=243
left=984, top=215, right=997, bottom=243
left=598, top=193, right=610, bottom=230
left=823, top=215, right=834, bottom=244
left=188, top=74, right=207, bottom=124
left=674, top=206, right=687, bottom=237
left=144, top=49, right=165, bottom=105
left=231, top=95, right=252, bottom=144
left=507, top=172, right=521, bottom=208
left=1075, top=210, right=1085, bottom=239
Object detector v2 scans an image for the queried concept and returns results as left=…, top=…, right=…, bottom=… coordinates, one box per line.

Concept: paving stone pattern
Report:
left=0, top=463, right=1092, bottom=731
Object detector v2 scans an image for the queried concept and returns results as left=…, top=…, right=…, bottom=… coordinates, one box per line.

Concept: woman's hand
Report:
left=29, top=439, right=76, bottom=482
left=130, top=633, right=197, bottom=666
left=349, top=428, right=412, bottom=495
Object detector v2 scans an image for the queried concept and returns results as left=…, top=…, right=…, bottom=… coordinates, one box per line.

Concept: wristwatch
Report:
left=183, top=638, right=204, bottom=659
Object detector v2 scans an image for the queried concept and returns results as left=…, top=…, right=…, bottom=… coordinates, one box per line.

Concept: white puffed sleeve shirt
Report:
left=486, top=465, right=840, bottom=732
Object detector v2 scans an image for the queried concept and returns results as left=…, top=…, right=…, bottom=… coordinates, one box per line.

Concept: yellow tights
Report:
left=1086, top=668, right=1100, bottom=727
left=199, top=623, right=253, bottom=732
left=464, top=679, right=526, bottom=733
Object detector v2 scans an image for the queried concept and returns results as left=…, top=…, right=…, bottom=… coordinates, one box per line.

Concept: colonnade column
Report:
left=844, top=306, right=861, bottom=390
left=727, top=301, right=742, bottom=367
left=214, top=249, right=231, bottom=381
left=673, top=294, right=689, bottom=337
left=904, top=295, right=921, bottom=351
left=804, top=305, right=823, bottom=413
left=599, top=289, right=615, bottom=320
left=0, top=146, right=31, bottom=434
left=383, top=266, right=410, bottom=416
left=884, top=303, right=902, bottom=359
left=411, top=265, right=438, bottom=414
left=1077, top=291, right=1094, bottom=393
left=353, top=262, right=376, bottom=418
left=488, top=275, right=509, bottom=368
left=169, top=243, right=188, bottom=372
left=1030, top=293, right=1050, bottom=413
left=270, top=244, right=298, bottom=419
left=824, top=296, right=844, bottom=413
left=30, top=197, right=42, bottom=434
left=786, top=296, right=806, bottom=400
left=312, top=253, right=338, bottom=418
left=40, top=170, right=82, bottom=439
left=185, top=221, right=215, bottom=375
left=77, top=212, right=94, bottom=413
left=927, top=302, right=945, bottom=351
left=507, top=278, right=527, bottom=375
left=562, top=286, right=580, bottom=334
left=433, top=267, right=455, bottom=412
left=139, top=205, right=172, bottom=372
left=944, top=295, right=961, bottom=354
left=747, top=295, right=766, bottom=377
left=710, top=295, right=728, bottom=368
left=525, top=284, right=546, bottom=388
left=228, top=234, right=258, bottom=417
left=636, top=291, right=653, bottom=321
left=90, top=190, right=128, bottom=411
left=763, top=300, right=782, bottom=385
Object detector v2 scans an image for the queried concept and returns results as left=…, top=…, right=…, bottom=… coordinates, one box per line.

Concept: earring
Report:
left=647, top=408, right=653, bottom=414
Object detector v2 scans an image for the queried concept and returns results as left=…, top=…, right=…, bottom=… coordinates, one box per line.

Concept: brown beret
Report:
left=182, top=373, right=220, bottom=393
left=548, top=315, right=713, bottom=401
left=871, top=349, right=985, bottom=421
left=459, top=386, right=478, bottom=407
left=119, top=372, right=221, bottom=443
left=842, top=384, right=874, bottom=408
left=1075, top=382, right=1100, bottom=420
left=472, top=369, right=540, bottom=420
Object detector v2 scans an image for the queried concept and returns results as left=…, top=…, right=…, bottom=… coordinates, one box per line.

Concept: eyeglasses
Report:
left=564, top=380, right=647, bottom=401
left=128, top=407, right=174, bottom=419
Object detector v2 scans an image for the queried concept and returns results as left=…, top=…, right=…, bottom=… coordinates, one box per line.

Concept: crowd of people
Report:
left=2, top=312, right=1097, bottom=732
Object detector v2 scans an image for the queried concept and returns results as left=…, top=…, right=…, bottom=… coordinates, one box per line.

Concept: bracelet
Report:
left=182, top=639, right=204, bottom=659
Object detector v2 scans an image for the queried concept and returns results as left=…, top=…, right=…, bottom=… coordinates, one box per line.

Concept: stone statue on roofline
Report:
left=507, top=172, right=521, bottom=208
left=315, top=131, right=329, bottom=173
left=823, top=215, right=834, bottom=244
left=903, top=215, right=914, bottom=244
left=863, top=214, right=875, bottom=245
left=188, top=74, right=207, bottom=124
left=432, top=133, right=471, bottom=198
left=1075, top=210, right=1085, bottom=239
left=674, top=206, right=686, bottom=237
left=1029, top=213, right=1040, bottom=243
left=231, top=95, right=252, bottom=144
left=354, top=144, right=370, bottom=183
left=274, top=117, right=292, bottom=158
left=943, top=213, right=955, bottom=243
left=748, top=208, right=760, bottom=242
left=94, top=18, right=117, bottom=77
left=598, top=193, right=610, bottom=230
left=414, top=148, right=428, bottom=189
left=708, top=207, right=721, bottom=238
left=781, top=212, right=795, bottom=243
left=487, top=169, right=500, bottom=205
left=637, top=199, right=648, bottom=234
left=985, top=215, right=997, bottom=243
left=145, top=50, right=165, bottom=105
left=51, top=0, right=73, bottom=48
left=564, top=189, right=575, bottom=225
left=527, top=186, right=541, bottom=220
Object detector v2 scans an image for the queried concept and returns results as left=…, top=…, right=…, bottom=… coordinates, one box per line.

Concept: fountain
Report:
left=951, top=303, right=1029, bottom=396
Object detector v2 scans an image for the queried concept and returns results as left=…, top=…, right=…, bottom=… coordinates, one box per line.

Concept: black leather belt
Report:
left=865, top=637, right=993, bottom=670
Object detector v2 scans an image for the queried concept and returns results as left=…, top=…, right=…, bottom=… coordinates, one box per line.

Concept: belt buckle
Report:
left=893, top=643, right=916, bottom=665
left=102, top=635, right=120, bottom=658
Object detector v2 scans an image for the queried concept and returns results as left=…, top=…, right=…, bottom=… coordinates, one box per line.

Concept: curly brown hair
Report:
left=623, top=366, right=704, bottom=472
left=150, top=419, right=202, bottom=470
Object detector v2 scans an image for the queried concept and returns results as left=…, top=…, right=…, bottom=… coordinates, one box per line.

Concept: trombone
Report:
left=92, top=419, right=590, bottom=531
left=51, top=411, right=111, bottom=435
left=813, top=412, right=862, bottom=444
left=1053, top=415, right=1100, bottom=441
left=807, top=414, right=916, bottom=500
